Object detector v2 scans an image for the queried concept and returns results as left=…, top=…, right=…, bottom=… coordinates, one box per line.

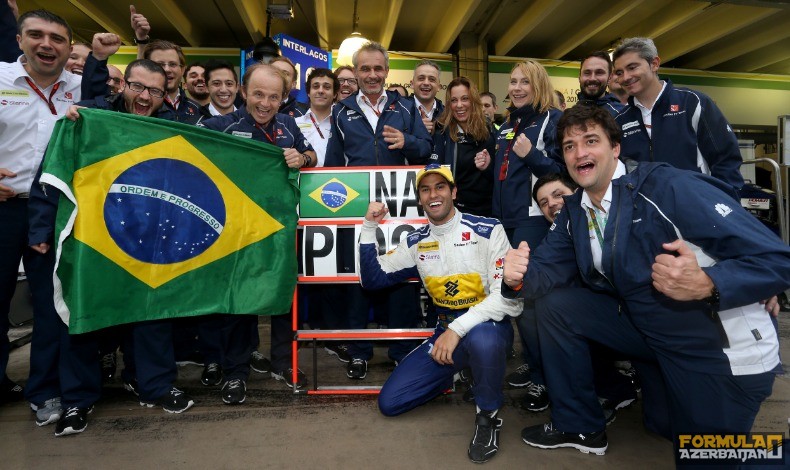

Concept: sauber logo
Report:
left=461, top=232, right=470, bottom=241
left=495, top=257, right=504, bottom=269
left=444, top=280, right=460, bottom=297
left=670, top=104, right=679, bottom=112
left=64, top=92, right=73, bottom=100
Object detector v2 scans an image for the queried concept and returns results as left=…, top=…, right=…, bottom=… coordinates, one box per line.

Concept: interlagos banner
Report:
left=298, top=166, right=427, bottom=282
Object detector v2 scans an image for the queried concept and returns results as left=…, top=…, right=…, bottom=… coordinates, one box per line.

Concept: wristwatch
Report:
left=705, top=285, right=720, bottom=310
left=133, top=36, right=150, bottom=45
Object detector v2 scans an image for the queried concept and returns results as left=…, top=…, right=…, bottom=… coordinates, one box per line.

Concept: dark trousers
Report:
left=536, top=288, right=775, bottom=437
left=121, top=320, right=177, bottom=401
left=0, top=198, right=101, bottom=407
left=23, top=247, right=101, bottom=408
left=506, top=224, right=548, bottom=385
left=223, top=312, right=294, bottom=379
left=172, top=315, right=223, bottom=364
left=379, top=320, right=512, bottom=416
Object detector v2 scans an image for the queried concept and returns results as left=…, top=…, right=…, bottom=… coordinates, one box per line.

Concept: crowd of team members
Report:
left=1, top=5, right=788, bottom=468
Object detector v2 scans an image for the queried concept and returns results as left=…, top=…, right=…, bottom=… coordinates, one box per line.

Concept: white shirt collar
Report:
left=208, top=102, right=235, bottom=116
left=356, top=92, right=386, bottom=110
left=634, top=80, right=667, bottom=112
left=581, top=160, right=627, bottom=214
left=14, top=55, right=72, bottom=87
left=414, top=96, right=437, bottom=118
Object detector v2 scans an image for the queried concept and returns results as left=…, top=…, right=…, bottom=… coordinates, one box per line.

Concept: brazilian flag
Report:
left=41, top=109, right=298, bottom=334
left=299, top=171, right=369, bottom=218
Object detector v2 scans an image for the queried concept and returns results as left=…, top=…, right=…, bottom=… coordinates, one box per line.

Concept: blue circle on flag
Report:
left=104, top=158, right=226, bottom=264
left=321, top=181, right=348, bottom=209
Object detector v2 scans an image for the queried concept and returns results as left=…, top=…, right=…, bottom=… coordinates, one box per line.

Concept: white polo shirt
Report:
left=295, top=109, right=331, bottom=167
left=0, top=56, right=81, bottom=194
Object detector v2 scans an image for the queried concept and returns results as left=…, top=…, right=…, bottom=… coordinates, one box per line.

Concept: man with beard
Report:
left=575, top=51, right=624, bottom=117
left=52, top=60, right=195, bottom=418
left=612, top=37, right=743, bottom=192
left=325, top=41, right=432, bottom=381
left=184, top=62, right=209, bottom=106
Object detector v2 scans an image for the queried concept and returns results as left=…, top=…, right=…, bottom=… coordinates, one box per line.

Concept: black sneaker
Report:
left=101, top=352, right=117, bottom=382
left=250, top=351, right=272, bottom=374
left=0, top=376, right=24, bottom=403
left=346, top=358, right=367, bottom=380
left=221, top=379, right=246, bottom=405
left=599, top=395, right=636, bottom=412
left=175, top=351, right=204, bottom=367
left=201, top=363, right=223, bottom=386
left=505, top=363, right=531, bottom=387
left=271, top=368, right=307, bottom=389
left=123, top=379, right=139, bottom=397
left=619, top=366, right=641, bottom=393
left=468, top=410, right=503, bottom=463
left=520, top=382, right=549, bottom=412
left=141, top=387, right=195, bottom=413
left=521, top=422, right=607, bottom=455
left=54, top=406, right=93, bottom=437
left=324, top=343, right=351, bottom=363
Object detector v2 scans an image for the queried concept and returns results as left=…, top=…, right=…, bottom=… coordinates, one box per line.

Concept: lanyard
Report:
left=24, top=77, right=60, bottom=115
left=362, top=95, right=382, bottom=117
left=498, top=118, right=521, bottom=181
left=419, top=106, right=429, bottom=120
left=254, top=121, right=277, bottom=144
left=308, top=113, right=325, bottom=139
left=587, top=207, right=607, bottom=250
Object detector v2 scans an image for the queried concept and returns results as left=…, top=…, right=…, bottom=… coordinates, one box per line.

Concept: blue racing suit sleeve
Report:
left=358, top=221, right=419, bottom=289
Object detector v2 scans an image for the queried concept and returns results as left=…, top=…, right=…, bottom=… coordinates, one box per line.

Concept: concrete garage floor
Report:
left=1, top=315, right=788, bottom=469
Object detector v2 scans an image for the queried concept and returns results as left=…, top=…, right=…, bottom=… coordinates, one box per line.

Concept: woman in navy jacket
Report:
left=489, top=60, right=564, bottom=409
left=431, top=77, right=496, bottom=217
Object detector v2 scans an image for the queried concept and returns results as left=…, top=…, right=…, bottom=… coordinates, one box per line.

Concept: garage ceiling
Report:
left=16, top=0, right=790, bottom=75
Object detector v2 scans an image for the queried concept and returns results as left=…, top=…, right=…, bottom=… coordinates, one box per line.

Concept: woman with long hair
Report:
left=489, top=60, right=564, bottom=413
left=431, top=76, right=495, bottom=217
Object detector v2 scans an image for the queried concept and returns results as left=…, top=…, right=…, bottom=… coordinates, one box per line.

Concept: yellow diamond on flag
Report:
left=308, top=177, right=360, bottom=213
left=72, top=135, right=284, bottom=289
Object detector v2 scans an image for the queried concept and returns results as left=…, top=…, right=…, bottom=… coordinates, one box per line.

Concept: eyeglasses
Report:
left=338, top=78, right=357, bottom=85
left=126, top=81, right=165, bottom=99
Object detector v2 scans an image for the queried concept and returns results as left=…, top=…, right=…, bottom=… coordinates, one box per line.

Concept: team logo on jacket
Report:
left=419, top=252, right=440, bottom=262
left=461, top=232, right=470, bottom=241
left=715, top=203, right=732, bottom=217
left=64, top=92, right=73, bottom=100
left=621, top=121, right=639, bottom=131
left=495, top=257, right=504, bottom=270
left=308, top=178, right=360, bottom=212
left=670, top=104, right=679, bottom=112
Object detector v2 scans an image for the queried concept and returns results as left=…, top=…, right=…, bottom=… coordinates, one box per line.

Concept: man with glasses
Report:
left=334, top=65, right=358, bottom=102
left=49, top=60, right=196, bottom=418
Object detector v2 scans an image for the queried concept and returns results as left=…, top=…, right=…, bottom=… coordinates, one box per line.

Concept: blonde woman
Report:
left=489, top=60, right=563, bottom=412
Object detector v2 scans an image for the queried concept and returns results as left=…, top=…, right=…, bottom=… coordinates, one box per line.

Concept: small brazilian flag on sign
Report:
left=299, top=171, right=370, bottom=218
left=40, top=109, right=299, bottom=334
